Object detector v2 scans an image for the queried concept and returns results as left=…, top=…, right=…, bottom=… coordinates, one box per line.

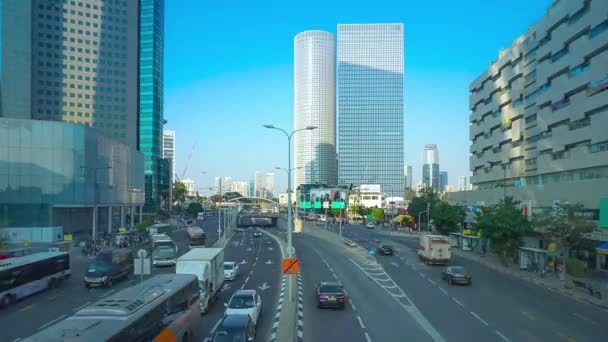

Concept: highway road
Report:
left=1, top=216, right=283, bottom=342
left=293, top=220, right=608, bottom=342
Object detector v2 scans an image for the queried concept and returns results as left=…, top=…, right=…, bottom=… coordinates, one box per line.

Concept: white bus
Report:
left=22, top=274, right=203, bottom=342
left=151, top=234, right=178, bottom=267
left=0, top=251, right=71, bottom=308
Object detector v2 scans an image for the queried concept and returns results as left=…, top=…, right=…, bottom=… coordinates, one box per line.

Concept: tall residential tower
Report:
left=337, top=24, right=404, bottom=195
left=294, top=30, right=337, bottom=188
left=422, top=144, right=440, bottom=191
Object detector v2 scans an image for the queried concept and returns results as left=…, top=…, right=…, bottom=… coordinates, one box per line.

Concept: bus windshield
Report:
left=86, top=262, right=111, bottom=276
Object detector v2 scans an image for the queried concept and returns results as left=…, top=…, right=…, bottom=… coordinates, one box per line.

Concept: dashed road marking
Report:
left=470, top=311, right=489, bottom=326
left=428, top=279, right=436, bottom=285
left=73, top=301, right=91, bottom=312
left=495, top=330, right=511, bottom=342
left=210, top=318, right=222, bottom=334
left=522, top=311, right=536, bottom=321
left=439, top=287, right=448, bottom=295
left=38, top=315, right=66, bottom=330
left=419, top=272, right=426, bottom=278
left=452, top=298, right=464, bottom=307
left=573, top=312, right=597, bottom=325
left=357, top=315, right=366, bottom=329
left=18, top=305, right=34, bottom=312
left=349, top=299, right=357, bottom=311
left=365, top=332, right=372, bottom=342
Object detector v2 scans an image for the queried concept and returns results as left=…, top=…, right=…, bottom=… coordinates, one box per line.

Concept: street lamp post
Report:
left=264, top=124, right=317, bottom=302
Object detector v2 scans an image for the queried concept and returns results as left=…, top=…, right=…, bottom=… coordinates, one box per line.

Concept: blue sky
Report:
left=164, top=0, right=554, bottom=194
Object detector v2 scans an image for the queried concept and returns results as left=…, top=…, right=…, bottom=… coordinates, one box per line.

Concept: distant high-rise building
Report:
left=458, top=177, right=468, bottom=192
left=337, top=24, right=404, bottom=195
left=162, top=130, right=176, bottom=183
left=440, top=171, right=448, bottom=192
left=224, top=177, right=233, bottom=193
left=422, top=144, right=440, bottom=191
left=183, top=179, right=196, bottom=197
left=265, top=173, right=276, bottom=198
left=1, top=0, right=140, bottom=145
left=294, top=30, right=337, bottom=189
left=139, top=0, right=165, bottom=213
left=254, top=171, right=264, bottom=197
left=249, top=180, right=255, bottom=197
left=404, top=165, right=413, bottom=190
left=235, top=182, right=249, bottom=197
left=214, top=177, right=222, bottom=195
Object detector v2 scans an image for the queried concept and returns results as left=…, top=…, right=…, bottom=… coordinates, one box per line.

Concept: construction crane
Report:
left=175, top=142, right=197, bottom=183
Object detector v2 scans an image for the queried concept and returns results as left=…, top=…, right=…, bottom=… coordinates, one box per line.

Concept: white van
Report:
left=418, top=234, right=451, bottom=265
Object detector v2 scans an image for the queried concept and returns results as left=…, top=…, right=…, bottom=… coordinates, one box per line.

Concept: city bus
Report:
left=147, top=223, right=174, bottom=238
left=186, top=226, right=206, bottom=248
left=0, top=251, right=71, bottom=308
left=22, top=274, right=203, bottom=342
left=151, top=234, right=178, bottom=267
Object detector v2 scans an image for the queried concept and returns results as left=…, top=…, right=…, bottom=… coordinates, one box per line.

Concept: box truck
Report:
left=418, top=234, right=451, bottom=265
left=175, top=247, right=224, bottom=314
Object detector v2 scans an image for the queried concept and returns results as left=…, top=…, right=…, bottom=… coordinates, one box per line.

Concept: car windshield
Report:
left=214, top=331, right=245, bottom=342
left=86, top=263, right=111, bottom=276
left=224, top=264, right=234, bottom=270
left=451, top=267, right=466, bottom=274
left=228, top=295, right=254, bottom=309
left=319, top=285, right=342, bottom=293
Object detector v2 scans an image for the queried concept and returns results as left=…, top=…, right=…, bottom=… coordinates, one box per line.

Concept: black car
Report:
left=213, top=314, right=256, bottom=342
left=84, top=249, right=133, bottom=288
left=316, top=282, right=345, bottom=309
left=441, top=266, right=472, bottom=285
left=377, top=245, right=394, bottom=256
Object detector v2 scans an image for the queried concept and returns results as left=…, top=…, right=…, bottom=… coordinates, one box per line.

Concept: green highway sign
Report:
left=299, top=201, right=312, bottom=209
left=331, top=201, right=346, bottom=209
left=314, top=201, right=322, bottom=209
left=367, top=215, right=376, bottom=221
left=601, top=198, right=608, bottom=229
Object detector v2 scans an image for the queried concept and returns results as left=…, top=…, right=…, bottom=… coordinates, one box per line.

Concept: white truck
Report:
left=175, top=247, right=224, bottom=314
left=418, top=234, right=451, bottom=265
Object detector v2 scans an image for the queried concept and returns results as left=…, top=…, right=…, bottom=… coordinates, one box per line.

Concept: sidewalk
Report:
left=452, top=248, right=608, bottom=310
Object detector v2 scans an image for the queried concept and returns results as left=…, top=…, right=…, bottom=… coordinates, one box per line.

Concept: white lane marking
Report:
left=438, top=287, right=448, bottom=295
left=38, top=315, right=66, bottom=330
left=495, top=330, right=511, bottom=342
left=428, top=279, right=436, bottom=285
left=357, top=315, right=366, bottom=329
left=365, top=332, right=372, bottom=342
left=349, top=299, right=357, bottom=311
left=419, top=272, right=426, bottom=278
left=452, top=298, right=465, bottom=307
left=73, top=301, right=91, bottom=312
left=470, top=312, right=489, bottom=326
left=100, top=289, right=116, bottom=298
left=11, top=339, right=22, bottom=342
left=210, top=318, right=223, bottom=334
left=244, top=276, right=250, bottom=283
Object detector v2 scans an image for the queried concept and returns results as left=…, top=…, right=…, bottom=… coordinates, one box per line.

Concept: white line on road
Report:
left=349, top=299, right=357, bottom=311
left=38, top=315, right=66, bottom=330
left=365, top=332, right=372, bottom=342
left=210, top=318, right=222, bottom=334
left=495, top=331, right=511, bottom=342
left=470, top=312, right=489, bottom=326
left=11, top=338, right=22, bottom=342
left=438, top=287, right=448, bottom=295
left=73, top=301, right=91, bottom=312
left=419, top=272, right=426, bottom=278
left=100, top=289, right=116, bottom=298
left=244, top=276, right=250, bottom=283
left=357, top=315, right=366, bottom=329
left=428, top=279, right=436, bottom=285
left=452, top=298, right=464, bottom=307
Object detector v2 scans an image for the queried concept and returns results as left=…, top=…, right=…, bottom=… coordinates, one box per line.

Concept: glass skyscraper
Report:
left=139, top=0, right=164, bottom=213
left=337, top=24, right=404, bottom=195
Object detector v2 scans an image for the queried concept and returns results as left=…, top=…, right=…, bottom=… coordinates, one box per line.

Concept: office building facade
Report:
left=440, top=171, right=448, bottom=192
left=139, top=0, right=165, bottom=213
left=422, top=144, right=440, bottom=191
left=265, top=173, right=275, bottom=198
left=162, top=130, right=175, bottom=182
left=450, top=0, right=608, bottom=241
left=214, top=176, right=221, bottom=195
left=1, top=0, right=140, bottom=146
left=337, top=24, right=404, bottom=195
left=458, top=176, right=468, bottom=192
left=294, top=30, right=337, bottom=189
left=254, top=171, right=264, bottom=197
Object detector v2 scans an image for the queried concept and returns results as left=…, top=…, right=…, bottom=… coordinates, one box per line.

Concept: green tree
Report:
left=407, top=188, right=439, bottom=228
left=350, top=205, right=363, bottom=218
left=173, top=182, right=187, bottom=203
left=186, top=202, right=204, bottom=218
left=474, top=197, right=531, bottom=264
left=532, top=202, right=595, bottom=277
left=405, top=189, right=417, bottom=201
left=137, top=216, right=154, bottom=233
left=209, top=194, right=222, bottom=203
left=370, top=208, right=385, bottom=221
left=431, top=202, right=466, bottom=235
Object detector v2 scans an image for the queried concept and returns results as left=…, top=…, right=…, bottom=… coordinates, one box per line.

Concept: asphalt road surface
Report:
left=2, top=217, right=282, bottom=342
left=304, top=221, right=608, bottom=342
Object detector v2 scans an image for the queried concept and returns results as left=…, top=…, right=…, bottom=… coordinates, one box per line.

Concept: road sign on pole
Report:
left=282, top=258, right=299, bottom=275
left=134, top=249, right=150, bottom=283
